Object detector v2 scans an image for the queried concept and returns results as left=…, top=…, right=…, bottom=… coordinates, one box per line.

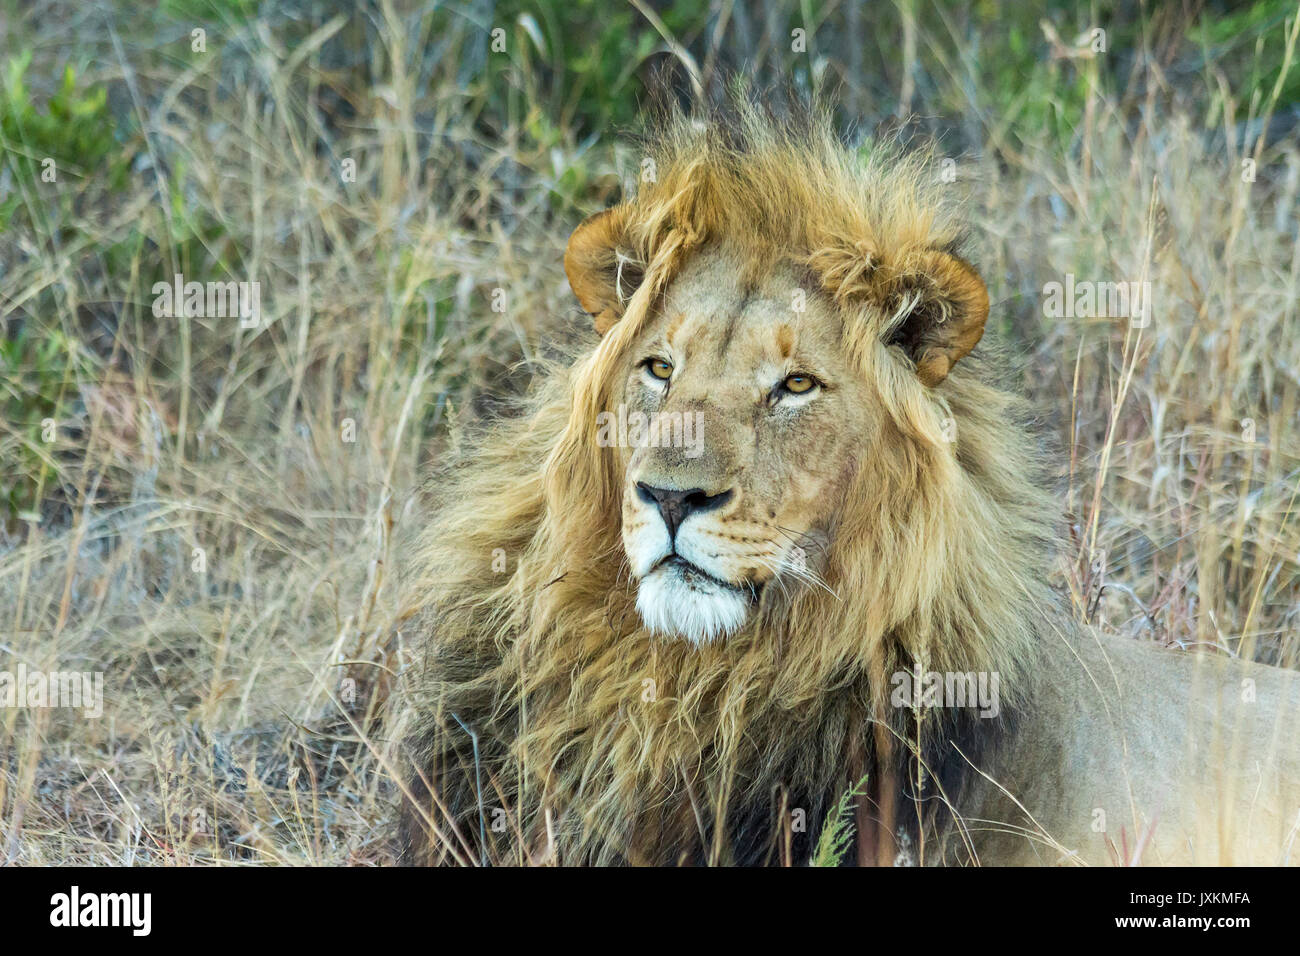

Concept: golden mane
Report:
left=396, top=102, right=1060, bottom=865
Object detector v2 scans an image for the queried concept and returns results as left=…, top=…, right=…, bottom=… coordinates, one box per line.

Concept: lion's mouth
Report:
left=652, top=555, right=760, bottom=601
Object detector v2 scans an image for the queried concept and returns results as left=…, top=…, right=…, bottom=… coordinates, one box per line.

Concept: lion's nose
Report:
left=636, top=483, right=734, bottom=541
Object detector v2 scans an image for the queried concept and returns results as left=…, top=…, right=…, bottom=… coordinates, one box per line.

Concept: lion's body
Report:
left=952, top=631, right=1300, bottom=865
left=395, top=103, right=1300, bottom=866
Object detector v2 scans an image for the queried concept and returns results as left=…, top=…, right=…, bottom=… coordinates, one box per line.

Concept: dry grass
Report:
left=990, top=96, right=1300, bottom=662
left=2, top=2, right=1298, bottom=864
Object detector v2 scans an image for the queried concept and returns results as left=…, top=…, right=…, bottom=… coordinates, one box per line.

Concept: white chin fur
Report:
left=635, top=565, right=751, bottom=645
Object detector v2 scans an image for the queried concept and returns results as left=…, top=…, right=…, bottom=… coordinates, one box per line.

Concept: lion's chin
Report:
left=634, top=560, right=752, bottom=646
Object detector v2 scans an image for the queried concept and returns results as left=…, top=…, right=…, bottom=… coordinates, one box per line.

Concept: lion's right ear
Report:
left=564, top=206, right=644, bottom=335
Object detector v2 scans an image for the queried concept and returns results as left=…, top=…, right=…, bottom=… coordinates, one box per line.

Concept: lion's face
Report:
left=609, top=245, right=870, bottom=643
left=566, top=179, right=990, bottom=645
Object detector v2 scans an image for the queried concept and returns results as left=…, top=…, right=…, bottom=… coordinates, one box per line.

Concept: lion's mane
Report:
left=396, top=102, right=1059, bottom=866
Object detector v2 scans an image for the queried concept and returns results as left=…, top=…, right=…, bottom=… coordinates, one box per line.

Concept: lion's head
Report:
left=399, top=102, right=1057, bottom=865
left=557, top=104, right=994, bottom=647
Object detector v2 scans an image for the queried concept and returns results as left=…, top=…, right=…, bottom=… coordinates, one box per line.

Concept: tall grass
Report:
left=1, top=0, right=1297, bottom=864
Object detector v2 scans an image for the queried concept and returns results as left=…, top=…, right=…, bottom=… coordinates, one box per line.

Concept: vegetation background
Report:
left=1, top=0, right=1298, bottom=864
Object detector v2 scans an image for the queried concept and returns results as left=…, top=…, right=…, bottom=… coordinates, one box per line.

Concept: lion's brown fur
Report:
left=395, top=103, right=1061, bottom=865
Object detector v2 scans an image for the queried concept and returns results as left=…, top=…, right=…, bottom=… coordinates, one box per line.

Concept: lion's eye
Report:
left=782, top=374, right=817, bottom=394
left=646, top=358, right=674, bottom=381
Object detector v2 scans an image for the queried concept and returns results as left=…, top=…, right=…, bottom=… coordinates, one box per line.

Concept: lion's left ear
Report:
left=886, top=250, right=990, bottom=387
left=564, top=206, right=643, bottom=335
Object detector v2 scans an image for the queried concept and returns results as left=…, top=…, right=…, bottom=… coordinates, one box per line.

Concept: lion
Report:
left=395, top=101, right=1300, bottom=866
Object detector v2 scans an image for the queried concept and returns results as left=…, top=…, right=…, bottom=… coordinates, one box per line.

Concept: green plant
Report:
left=811, top=774, right=870, bottom=867
left=0, top=51, right=128, bottom=227
left=0, top=322, right=94, bottom=522
left=485, top=0, right=712, bottom=139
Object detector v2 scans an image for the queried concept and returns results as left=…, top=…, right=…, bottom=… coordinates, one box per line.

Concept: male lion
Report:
left=396, top=103, right=1300, bottom=866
